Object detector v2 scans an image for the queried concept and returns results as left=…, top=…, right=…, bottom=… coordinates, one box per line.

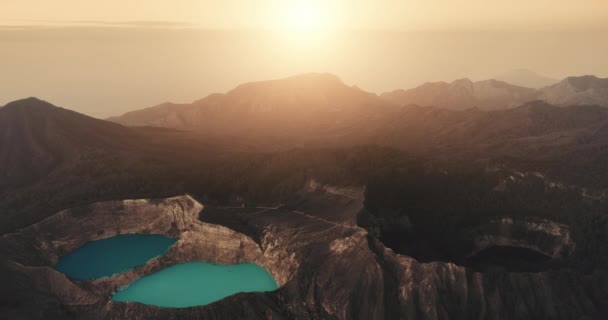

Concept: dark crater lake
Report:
left=55, top=234, right=177, bottom=280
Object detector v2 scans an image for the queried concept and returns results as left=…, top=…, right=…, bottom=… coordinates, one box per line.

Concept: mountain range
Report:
left=381, top=75, right=608, bottom=110
left=111, top=74, right=608, bottom=130
left=493, top=69, right=559, bottom=88
left=381, top=78, right=538, bottom=110
left=0, top=98, right=135, bottom=187
left=5, top=74, right=608, bottom=169
left=3, top=73, right=608, bottom=320
left=104, top=73, right=608, bottom=159
left=4, top=75, right=608, bottom=189
left=539, top=75, right=608, bottom=106
left=3, top=73, right=608, bottom=228
left=108, top=73, right=391, bottom=148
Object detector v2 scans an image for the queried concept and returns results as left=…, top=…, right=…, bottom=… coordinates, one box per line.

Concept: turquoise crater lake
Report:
left=55, top=234, right=177, bottom=280
left=112, top=262, right=279, bottom=308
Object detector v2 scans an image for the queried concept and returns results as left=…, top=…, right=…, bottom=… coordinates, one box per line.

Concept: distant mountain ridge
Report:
left=5, top=91, right=608, bottom=199
left=109, top=73, right=608, bottom=133
left=380, top=78, right=538, bottom=110
left=381, top=75, right=608, bottom=110
left=494, top=69, right=559, bottom=88
left=0, top=97, right=136, bottom=186
left=108, top=73, right=392, bottom=146
left=0, top=97, right=220, bottom=190
left=109, top=73, right=386, bottom=126
left=4, top=93, right=608, bottom=194
left=6, top=93, right=608, bottom=190
left=104, top=73, right=608, bottom=153
left=5, top=85, right=608, bottom=320
left=540, top=75, right=608, bottom=106
left=375, top=100, right=608, bottom=158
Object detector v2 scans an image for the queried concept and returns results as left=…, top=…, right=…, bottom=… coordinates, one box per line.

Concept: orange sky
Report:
left=2, top=0, right=608, bottom=30
left=1, top=1, right=607, bottom=117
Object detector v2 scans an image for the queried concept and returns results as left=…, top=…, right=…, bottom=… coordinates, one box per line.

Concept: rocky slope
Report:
left=2, top=185, right=606, bottom=319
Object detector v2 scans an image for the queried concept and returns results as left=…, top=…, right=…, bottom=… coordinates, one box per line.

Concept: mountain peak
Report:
left=109, top=72, right=385, bottom=132
left=2, top=97, right=56, bottom=110
left=562, top=75, right=608, bottom=90
left=538, top=75, right=608, bottom=106
left=0, top=98, right=135, bottom=187
left=286, top=72, right=343, bottom=83
left=494, top=69, right=558, bottom=88
left=452, top=78, right=473, bottom=84
left=381, top=77, right=537, bottom=110
left=565, top=75, right=599, bottom=80
left=229, top=72, right=346, bottom=94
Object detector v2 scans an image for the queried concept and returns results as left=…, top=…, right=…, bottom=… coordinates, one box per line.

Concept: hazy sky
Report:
left=2, top=0, right=608, bottom=30
left=1, top=1, right=608, bottom=117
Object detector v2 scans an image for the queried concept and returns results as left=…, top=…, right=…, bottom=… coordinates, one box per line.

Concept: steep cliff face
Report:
left=1, top=189, right=607, bottom=319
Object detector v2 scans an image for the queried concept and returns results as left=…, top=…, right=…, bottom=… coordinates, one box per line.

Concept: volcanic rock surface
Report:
left=1, top=183, right=607, bottom=320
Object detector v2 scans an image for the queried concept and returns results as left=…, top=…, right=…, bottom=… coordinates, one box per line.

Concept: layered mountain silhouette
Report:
left=381, top=78, right=538, bottom=110
left=4, top=74, right=608, bottom=181
left=494, top=69, right=559, bottom=88
left=540, top=75, right=608, bottom=106
left=111, top=73, right=380, bottom=122
left=0, top=98, right=137, bottom=186
left=376, top=101, right=608, bottom=159
left=108, top=73, right=608, bottom=153
left=4, top=74, right=608, bottom=320
left=381, top=75, right=608, bottom=110
left=109, top=73, right=395, bottom=148
left=109, top=74, right=608, bottom=135
left=0, top=98, right=222, bottom=190
left=4, top=85, right=608, bottom=236
left=0, top=97, right=226, bottom=232
left=7, top=74, right=608, bottom=162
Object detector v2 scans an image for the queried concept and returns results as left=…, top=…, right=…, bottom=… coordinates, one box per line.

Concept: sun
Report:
left=276, top=0, right=333, bottom=33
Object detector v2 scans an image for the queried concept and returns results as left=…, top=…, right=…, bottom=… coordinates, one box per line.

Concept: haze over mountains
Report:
left=381, top=78, right=538, bottom=110
left=539, top=75, right=608, bottom=106
left=111, top=73, right=608, bottom=128
left=493, top=69, right=559, bottom=88
left=108, top=73, right=392, bottom=148
left=381, top=75, right=608, bottom=110
left=0, top=98, right=135, bottom=186
left=5, top=77, right=608, bottom=232
left=5, top=72, right=608, bottom=181
left=105, top=73, right=608, bottom=157
left=3, top=1, right=608, bottom=318
left=3, top=73, right=608, bottom=320
left=109, top=73, right=386, bottom=128
left=4, top=73, right=608, bottom=168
